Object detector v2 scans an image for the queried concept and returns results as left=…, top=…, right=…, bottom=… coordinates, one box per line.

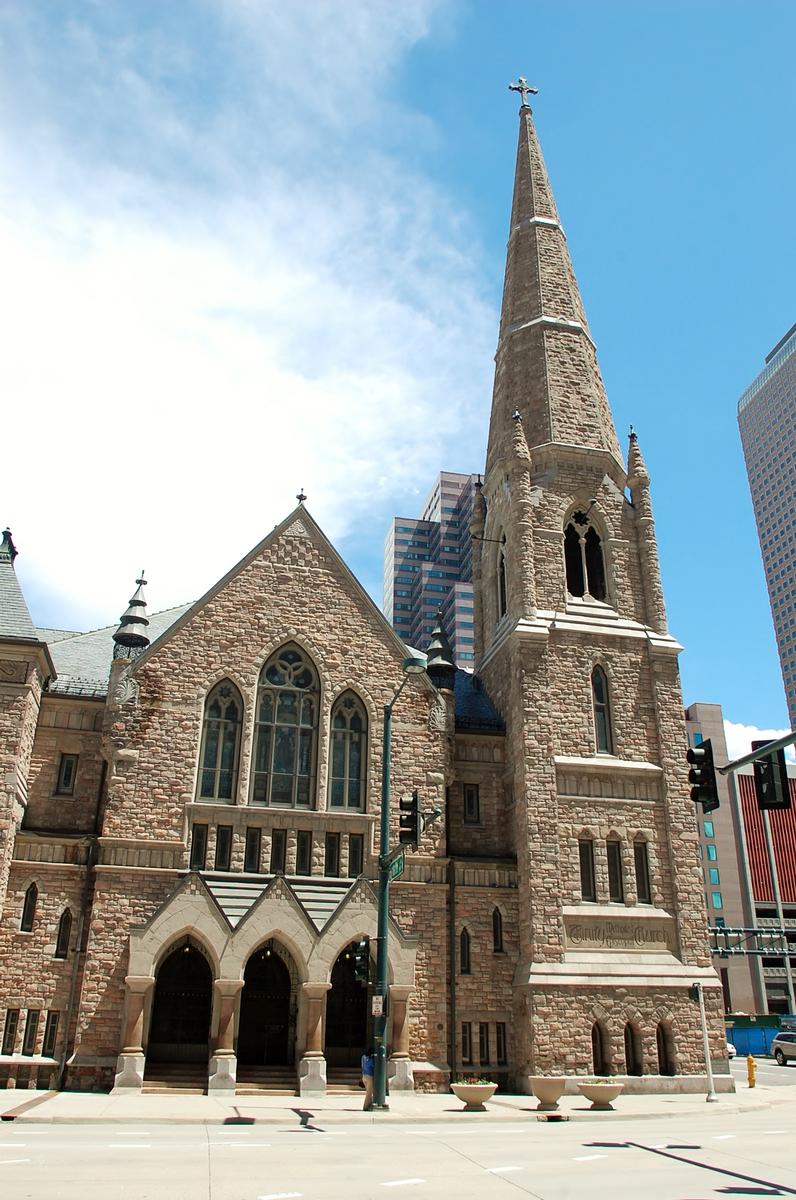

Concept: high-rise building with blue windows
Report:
left=383, top=471, right=478, bottom=665
left=738, top=323, right=796, bottom=727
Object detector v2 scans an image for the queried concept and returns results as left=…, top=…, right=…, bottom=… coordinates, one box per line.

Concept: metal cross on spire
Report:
left=508, top=76, right=538, bottom=107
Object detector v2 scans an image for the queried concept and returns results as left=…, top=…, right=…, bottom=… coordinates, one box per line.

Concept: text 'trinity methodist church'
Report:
left=0, top=84, right=727, bottom=1096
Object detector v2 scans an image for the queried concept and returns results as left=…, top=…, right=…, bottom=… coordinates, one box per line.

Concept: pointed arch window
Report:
left=624, top=1022, right=642, bottom=1075
left=252, top=644, right=319, bottom=808
left=565, top=512, right=607, bottom=602
left=656, top=1023, right=674, bottom=1075
left=329, top=691, right=367, bottom=810
left=492, top=907, right=504, bottom=953
left=497, top=535, right=508, bottom=618
left=197, top=680, right=243, bottom=803
left=55, top=909, right=72, bottom=959
left=592, top=665, right=613, bottom=754
left=591, top=1021, right=608, bottom=1075
left=460, top=928, right=471, bottom=975
left=21, top=882, right=37, bottom=932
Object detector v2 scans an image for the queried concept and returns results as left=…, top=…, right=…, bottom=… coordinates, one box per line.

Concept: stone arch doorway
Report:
left=325, top=944, right=371, bottom=1068
left=237, top=944, right=294, bottom=1066
left=147, top=940, right=212, bottom=1064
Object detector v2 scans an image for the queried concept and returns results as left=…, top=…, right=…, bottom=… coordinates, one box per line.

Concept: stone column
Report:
left=208, top=979, right=244, bottom=1093
left=112, top=975, right=155, bottom=1092
left=388, top=986, right=414, bottom=1091
left=299, top=982, right=331, bottom=1096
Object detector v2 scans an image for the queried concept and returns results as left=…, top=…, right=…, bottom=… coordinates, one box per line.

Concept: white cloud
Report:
left=0, top=1, right=493, bottom=630
left=723, top=721, right=795, bottom=763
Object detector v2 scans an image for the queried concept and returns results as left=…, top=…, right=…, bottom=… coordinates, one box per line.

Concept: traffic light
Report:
left=752, top=739, right=791, bottom=811
left=686, top=738, right=719, bottom=814
left=398, top=790, right=422, bottom=849
left=353, top=937, right=370, bottom=984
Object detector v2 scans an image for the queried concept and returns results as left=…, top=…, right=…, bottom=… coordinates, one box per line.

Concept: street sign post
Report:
left=388, top=852, right=405, bottom=882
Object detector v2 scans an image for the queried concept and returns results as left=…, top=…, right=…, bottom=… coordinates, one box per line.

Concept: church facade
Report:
left=0, top=97, right=727, bottom=1097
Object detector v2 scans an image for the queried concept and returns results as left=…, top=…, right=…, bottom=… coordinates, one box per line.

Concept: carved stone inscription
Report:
left=565, top=916, right=675, bottom=952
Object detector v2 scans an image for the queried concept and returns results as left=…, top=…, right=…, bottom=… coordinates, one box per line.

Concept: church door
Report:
left=147, top=944, right=212, bottom=1063
left=325, top=947, right=369, bottom=1067
left=237, top=949, right=291, bottom=1065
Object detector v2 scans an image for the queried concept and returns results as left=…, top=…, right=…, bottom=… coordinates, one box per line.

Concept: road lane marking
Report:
left=713, top=1135, right=736, bottom=1141
left=573, top=1154, right=606, bottom=1162
left=0, top=1143, right=26, bottom=1147
left=381, top=1180, right=426, bottom=1188
left=0, top=1158, right=30, bottom=1165
left=209, top=1142, right=272, bottom=1148
left=487, top=1166, right=522, bottom=1174
left=107, top=1143, right=151, bottom=1149
left=257, top=1193, right=303, bottom=1199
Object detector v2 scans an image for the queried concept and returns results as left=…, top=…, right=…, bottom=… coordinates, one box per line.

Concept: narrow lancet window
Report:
left=592, top=666, right=613, bottom=754
left=492, top=908, right=504, bottom=953
left=55, top=909, right=72, bottom=959
left=198, top=680, right=243, bottom=803
left=460, top=928, right=471, bottom=975
left=252, top=644, right=319, bottom=808
left=329, top=692, right=367, bottom=810
left=498, top=536, right=508, bottom=618
left=21, top=882, right=37, bottom=932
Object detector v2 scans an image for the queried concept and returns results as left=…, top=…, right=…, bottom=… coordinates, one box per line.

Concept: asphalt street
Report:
left=2, top=1101, right=796, bottom=1200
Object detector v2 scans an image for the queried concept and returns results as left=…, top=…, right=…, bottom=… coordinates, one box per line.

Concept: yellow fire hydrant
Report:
left=747, top=1054, right=757, bottom=1088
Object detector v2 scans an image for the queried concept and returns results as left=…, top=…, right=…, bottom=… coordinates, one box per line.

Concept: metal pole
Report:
left=373, top=702, right=392, bottom=1110
left=696, top=982, right=718, bottom=1103
left=726, top=771, right=768, bottom=1013
left=761, top=809, right=796, bottom=1013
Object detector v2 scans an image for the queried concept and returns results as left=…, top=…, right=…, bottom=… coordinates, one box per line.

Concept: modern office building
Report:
left=685, top=701, right=796, bottom=1014
left=738, top=324, right=796, bottom=728
left=383, top=472, right=478, bottom=664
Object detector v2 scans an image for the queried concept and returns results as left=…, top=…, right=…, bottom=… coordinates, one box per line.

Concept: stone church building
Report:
left=0, top=98, right=726, bottom=1096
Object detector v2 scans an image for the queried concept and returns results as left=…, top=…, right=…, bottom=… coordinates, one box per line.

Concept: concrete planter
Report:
left=451, top=1082, right=498, bottom=1111
left=528, top=1076, right=567, bottom=1110
left=576, top=1081, right=624, bottom=1110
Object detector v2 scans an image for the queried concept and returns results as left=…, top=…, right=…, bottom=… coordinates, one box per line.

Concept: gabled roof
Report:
left=40, top=604, right=191, bottom=697
left=130, top=505, right=423, bottom=680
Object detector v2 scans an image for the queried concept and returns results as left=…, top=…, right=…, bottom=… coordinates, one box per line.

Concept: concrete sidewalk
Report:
left=1, top=1083, right=791, bottom=1125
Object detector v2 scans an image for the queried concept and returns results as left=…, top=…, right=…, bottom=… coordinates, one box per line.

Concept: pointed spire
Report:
left=0, top=527, right=37, bottom=640
left=627, top=425, right=650, bottom=487
left=485, top=97, right=623, bottom=477
left=425, top=611, right=456, bottom=691
left=112, top=572, right=150, bottom=661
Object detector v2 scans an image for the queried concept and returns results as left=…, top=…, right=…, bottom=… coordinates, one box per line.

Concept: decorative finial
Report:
left=296, top=488, right=307, bottom=504
left=1, top=527, right=18, bottom=563
left=474, top=474, right=482, bottom=490
left=512, top=410, right=523, bottom=422
left=509, top=76, right=538, bottom=108
left=629, top=424, right=636, bottom=439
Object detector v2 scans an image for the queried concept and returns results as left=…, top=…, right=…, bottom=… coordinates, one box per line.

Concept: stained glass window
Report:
left=252, top=645, right=319, bottom=808
left=198, top=681, right=243, bottom=803
left=329, top=692, right=367, bottom=810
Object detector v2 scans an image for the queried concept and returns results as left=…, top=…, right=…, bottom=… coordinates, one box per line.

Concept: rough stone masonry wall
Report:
left=101, top=521, right=448, bottom=858
left=25, top=698, right=104, bottom=834
left=0, top=656, right=43, bottom=916
left=0, top=861, right=86, bottom=1085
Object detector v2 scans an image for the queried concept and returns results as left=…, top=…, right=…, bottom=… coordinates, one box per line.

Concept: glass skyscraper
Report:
left=738, top=323, right=796, bottom=727
left=383, top=471, right=478, bottom=665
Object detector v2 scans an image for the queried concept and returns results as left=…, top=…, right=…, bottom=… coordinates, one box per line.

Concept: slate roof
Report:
left=453, top=668, right=505, bottom=733
left=205, top=875, right=354, bottom=931
left=39, top=604, right=191, bottom=697
left=0, top=556, right=37, bottom=640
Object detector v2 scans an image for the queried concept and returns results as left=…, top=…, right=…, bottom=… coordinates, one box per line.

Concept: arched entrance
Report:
left=237, top=945, right=292, bottom=1066
left=147, top=941, right=212, bottom=1063
left=325, top=944, right=370, bottom=1068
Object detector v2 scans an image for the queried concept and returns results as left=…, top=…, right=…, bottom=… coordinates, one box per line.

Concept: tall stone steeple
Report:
left=485, top=94, right=623, bottom=478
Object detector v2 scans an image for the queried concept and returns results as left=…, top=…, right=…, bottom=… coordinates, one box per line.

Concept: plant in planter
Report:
left=576, top=1078, right=624, bottom=1110
left=528, top=1075, right=567, bottom=1110
left=450, top=1076, right=498, bottom=1111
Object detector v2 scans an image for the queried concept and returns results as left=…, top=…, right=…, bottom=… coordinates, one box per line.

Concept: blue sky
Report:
left=2, top=1, right=795, bottom=751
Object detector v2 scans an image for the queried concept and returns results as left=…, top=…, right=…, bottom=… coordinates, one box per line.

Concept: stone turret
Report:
left=112, top=574, right=150, bottom=661
left=627, top=428, right=668, bottom=634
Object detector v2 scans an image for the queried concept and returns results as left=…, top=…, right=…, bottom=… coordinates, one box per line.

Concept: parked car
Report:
left=726, top=1041, right=737, bottom=1059
left=771, top=1031, right=796, bottom=1066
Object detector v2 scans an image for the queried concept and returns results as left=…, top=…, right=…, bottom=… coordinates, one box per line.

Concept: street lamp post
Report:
left=372, top=655, right=426, bottom=1111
